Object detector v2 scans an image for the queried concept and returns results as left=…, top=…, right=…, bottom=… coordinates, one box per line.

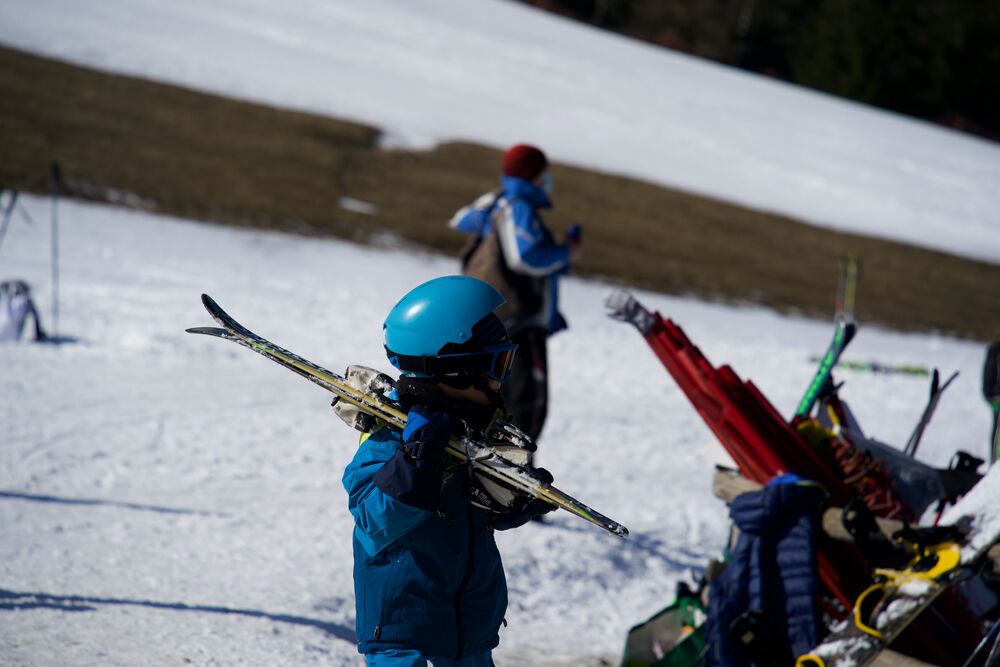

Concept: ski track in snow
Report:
left=0, top=196, right=993, bottom=665
left=1, top=0, right=999, bottom=263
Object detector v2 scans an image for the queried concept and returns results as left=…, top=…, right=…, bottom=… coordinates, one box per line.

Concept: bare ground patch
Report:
left=2, top=45, right=998, bottom=340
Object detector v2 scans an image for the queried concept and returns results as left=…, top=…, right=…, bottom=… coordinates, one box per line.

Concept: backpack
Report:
left=460, top=194, right=544, bottom=335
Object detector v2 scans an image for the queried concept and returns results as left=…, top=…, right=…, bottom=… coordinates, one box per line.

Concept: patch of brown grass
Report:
left=2, top=45, right=998, bottom=340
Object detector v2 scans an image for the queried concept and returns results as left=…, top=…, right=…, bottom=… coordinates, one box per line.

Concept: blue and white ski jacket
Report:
left=449, top=176, right=570, bottom=334
left=342, top=427, right=507, bottom=659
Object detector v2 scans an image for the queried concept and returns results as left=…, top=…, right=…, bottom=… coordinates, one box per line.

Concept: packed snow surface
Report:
left=943, top=462, right=1000, bottom=561
left=2, top=0, right=999, bottom=262
left=0, top=196, right=993, bottom=666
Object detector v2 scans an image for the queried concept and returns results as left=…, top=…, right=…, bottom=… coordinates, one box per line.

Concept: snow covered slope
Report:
left=2, top=0, right=999, bottom=262
left=0, top=196, right=991, bottom=665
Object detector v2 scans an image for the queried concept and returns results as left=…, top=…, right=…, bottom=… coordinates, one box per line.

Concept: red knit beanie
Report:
left=501, top=144, right=548, bottom=181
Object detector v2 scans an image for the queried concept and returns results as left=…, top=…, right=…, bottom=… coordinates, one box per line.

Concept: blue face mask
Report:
left=539, top=171, right=553, bottom=196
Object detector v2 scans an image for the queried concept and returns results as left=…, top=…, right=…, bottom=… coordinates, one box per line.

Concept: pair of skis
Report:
left=187, top=294, right=629, bottom=537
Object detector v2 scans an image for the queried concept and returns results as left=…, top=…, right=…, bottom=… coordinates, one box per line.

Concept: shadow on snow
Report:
left=0, top=490, right=229, bottom=517
left=0, top=589, right=356, bottom=642
left=533, top=515, right=710, bottom=573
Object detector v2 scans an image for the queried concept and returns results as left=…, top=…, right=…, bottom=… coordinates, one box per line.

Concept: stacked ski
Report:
left=608, top=290, right=871, bottom=609
left=187, top=294, right=628, bottom=537
left=607, top=291, right=984, bottom=662
left=798, top=465, right=1000, bottom=666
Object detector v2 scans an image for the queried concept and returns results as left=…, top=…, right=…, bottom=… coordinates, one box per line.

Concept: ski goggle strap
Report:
left=387, top=341, right=518, bottom=384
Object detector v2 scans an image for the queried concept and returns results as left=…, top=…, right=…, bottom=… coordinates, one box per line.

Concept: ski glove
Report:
left=492, top=496, right=558, bottom=531
left=468, top=423, right=541, bottom=513
left=373, top=405, right=453, bottom=511
left=605, top=290, right=655, bottom=334
left=483, top=419, right=537, bottom=466
left=330, top=365, right=395, bottom=432
left=566, top=223, right=582, bottom=244
left=477, top=465, right=556, bottom=529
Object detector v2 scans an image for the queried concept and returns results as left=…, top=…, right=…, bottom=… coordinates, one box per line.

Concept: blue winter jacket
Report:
left=450, top=176, right=570, bottom=334
left=705, top=477, right=825, bottom=666
left=342, top=426, right=507, bottom=659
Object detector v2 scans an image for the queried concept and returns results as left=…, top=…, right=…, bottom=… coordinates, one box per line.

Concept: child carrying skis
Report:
left=342, top=276, right=555, bottom=667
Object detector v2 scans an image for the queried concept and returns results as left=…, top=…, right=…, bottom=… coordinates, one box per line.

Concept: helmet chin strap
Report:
left=394, top=375, right=503, bottom=431
left=435, top=373, right=505, bottom=409
left=470, top=374, right=505, bottom=409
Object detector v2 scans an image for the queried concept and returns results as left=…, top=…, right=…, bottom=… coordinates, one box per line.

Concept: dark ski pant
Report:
left=992, top=409, right=1000, bottom=464
left=502, top=327, right=548, bottom=442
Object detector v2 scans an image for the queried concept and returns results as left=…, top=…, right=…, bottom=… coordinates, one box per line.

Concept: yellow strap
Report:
left=852, top=542, right=961, bottom=640
left=878, top=541, right=961, bottom=583
left=825, top=403, right=842, bottom=429
left=918, top=541, right=961, bottom=578
left=795, top=655, right=825, bottom=667
left=853, top=583, right=888, bottom=639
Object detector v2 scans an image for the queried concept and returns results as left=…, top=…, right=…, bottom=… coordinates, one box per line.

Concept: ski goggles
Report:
left=388, top=341, right=519, bottom=384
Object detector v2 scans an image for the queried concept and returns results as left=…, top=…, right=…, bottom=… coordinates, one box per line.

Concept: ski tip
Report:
left=200, top=293, right=215, bottom=308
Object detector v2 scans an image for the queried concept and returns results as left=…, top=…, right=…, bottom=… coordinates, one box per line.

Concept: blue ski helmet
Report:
left=384, top=276, right=517, bottom=383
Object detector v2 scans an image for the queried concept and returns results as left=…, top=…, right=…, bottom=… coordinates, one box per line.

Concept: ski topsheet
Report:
left=187, top=294, right=628, bottom=537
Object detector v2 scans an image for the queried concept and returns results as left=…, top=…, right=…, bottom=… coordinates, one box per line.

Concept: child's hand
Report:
left=402, top=405, right=453, bottom=463
left=491, top=496, right=558, bottom=531
left=373, top=405, right=453, bottom=511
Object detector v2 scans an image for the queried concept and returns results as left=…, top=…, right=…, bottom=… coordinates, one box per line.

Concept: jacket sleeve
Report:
left=496, top=199, right=571, bottom=277
left=449, top=192, right=498, bottom=236
left=342, top=429, right=432, bottom=557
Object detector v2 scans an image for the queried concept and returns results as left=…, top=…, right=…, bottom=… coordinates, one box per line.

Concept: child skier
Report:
left=342, top=275, right=555, bottom=666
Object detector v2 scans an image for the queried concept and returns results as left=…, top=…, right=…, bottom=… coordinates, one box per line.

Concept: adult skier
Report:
left=342, top=276, right=555, bottom=667
left=449, top=144, right=581, bottom=444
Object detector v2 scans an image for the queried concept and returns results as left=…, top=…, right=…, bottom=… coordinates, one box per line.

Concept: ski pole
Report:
left=49, top=164, right=61, bottom=341
left=904, top=370, right=958, bottom=458
left=0, top=189, right=18, bottom=257
left=961, top=615, right=1000, bottom=667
